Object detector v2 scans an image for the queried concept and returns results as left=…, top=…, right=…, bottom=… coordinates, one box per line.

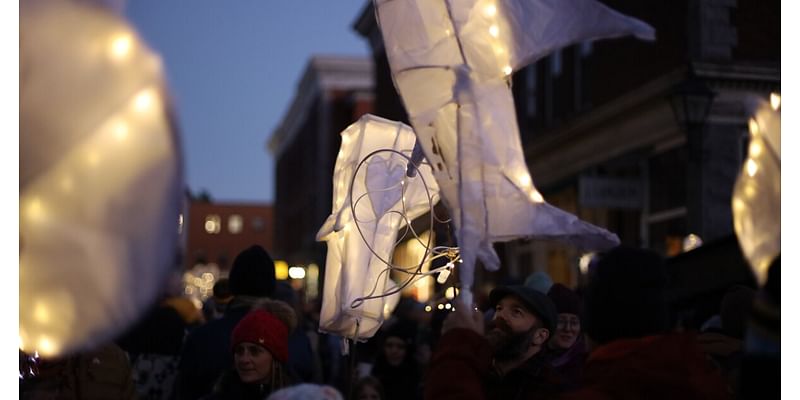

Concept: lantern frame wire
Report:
left=347, top=147, right=460, bottom=309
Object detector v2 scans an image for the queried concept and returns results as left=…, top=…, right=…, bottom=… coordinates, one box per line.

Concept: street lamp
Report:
left=669, top=77, right=716, bottom=131
left=668, top=75, right=716, bottom=242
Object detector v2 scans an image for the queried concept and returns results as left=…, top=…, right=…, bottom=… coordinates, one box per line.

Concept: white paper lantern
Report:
left=375, top=0, right=652, bottom=303
left=20, top=0, right=183, bottom=356
left=732, top=95, right=780, bottom=286
left=317, top=114, right=439, bottom=341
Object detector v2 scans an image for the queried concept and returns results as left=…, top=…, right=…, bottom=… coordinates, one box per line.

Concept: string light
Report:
left=33, top=303, right=50, bottom=324
left=445, top=286, right=459, bottom=299
left=746, top=159, right=758, bottom=177
left=748, top=118, right=759, bottom=135
left=770, top=92, right=781, bottom=111
left=732, top=198, right=746, bottom=213
left=744, top=183, right=756, bottom=199
left=112, top=121, right=129, bottom=141
left=134, top=89, right=155, bottom=113
left=749, top=141, right=763, bottom=158
left=26, top=198, right=45, bottom=222
left=518, top=174, right=531, bottom=187
left=37, top=336, right=58, bottom=357
left=437, top=262, right=453, bottom=283
left=484, top=4, right=497, bottom=17
left=489, top=25, right=499, bottom=38
left=109, top=33, right=133, bottom=60
left=529, top=190, right=544, bottom=203
left=503, top=65, right=513, bottom=76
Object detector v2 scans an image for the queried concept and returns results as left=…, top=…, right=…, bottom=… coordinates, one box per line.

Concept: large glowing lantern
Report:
left=374, top=0, right=652, bottom=303
left=20, top=0, right=183, bottom=357
left=317, top=114, right=439, bottom=341
left=732, top=95, right=780, bottom=286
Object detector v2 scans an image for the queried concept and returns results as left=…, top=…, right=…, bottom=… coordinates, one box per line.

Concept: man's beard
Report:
left=486, top=319, right=536, bottom=362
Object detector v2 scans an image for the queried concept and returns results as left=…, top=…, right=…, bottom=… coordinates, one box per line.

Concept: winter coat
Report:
left=562, top=333, right=730, bottom=400
left=697, top=331, right=744, bottom=397
left=548, top=334, right=588, bottom=390
left=199, top=370, right=274, bottom=400
left=118, top=304, right=187, bottom=400
left=20, top=343, right=138, bottom=400
left=176, top=297, right=311, bottom=400
left=372, top=354, right=421, bottom=400
left=176, top=299, right=253, bottom=400
left=423, top=328, right=561, bottom=400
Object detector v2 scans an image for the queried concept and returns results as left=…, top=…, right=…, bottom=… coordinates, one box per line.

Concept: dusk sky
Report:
left=125, top=1, right=370, bottom=203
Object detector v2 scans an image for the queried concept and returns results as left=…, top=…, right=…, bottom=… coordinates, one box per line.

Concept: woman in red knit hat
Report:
left=202, top=300, right=295, bottom=400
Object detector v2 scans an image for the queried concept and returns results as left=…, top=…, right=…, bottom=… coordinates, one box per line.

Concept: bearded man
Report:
left=424, top=285, right=562, bottom=400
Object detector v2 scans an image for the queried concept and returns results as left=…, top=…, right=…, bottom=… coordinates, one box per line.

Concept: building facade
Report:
left=267, top=56, right=374, bottom=292
left=185, top=200, right=274, bottom=272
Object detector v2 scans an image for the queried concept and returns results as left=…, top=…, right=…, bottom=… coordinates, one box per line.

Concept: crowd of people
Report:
left=19, top=244, right=779, bottom=400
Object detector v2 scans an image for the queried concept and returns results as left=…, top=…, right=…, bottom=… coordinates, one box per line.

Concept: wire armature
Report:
left=346, top=146, right=459, bottom=310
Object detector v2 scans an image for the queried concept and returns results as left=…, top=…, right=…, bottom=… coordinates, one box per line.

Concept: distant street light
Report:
left=288, top=266, right=307, bottom=280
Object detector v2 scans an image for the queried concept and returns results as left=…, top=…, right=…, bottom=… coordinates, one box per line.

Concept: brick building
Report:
left=267, top=55, right=374, bottom=286
left=185, top=200, right=274, bottom=272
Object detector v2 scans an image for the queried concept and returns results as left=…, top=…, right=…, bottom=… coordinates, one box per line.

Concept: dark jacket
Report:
left=485, top=346, right=561, bottom=400
left=20, top=343, right=138, bottom=400
left=548, top=335, right=588, bottom=390
left=563, top=333, right=730, bottom=400
left=199, top=370, right=273, bottom=400
left=372, top=353, right=421, bottom=400
left=424, top=328, right=561, bottom=400
left=176, top=297, right=310, bottom=399
left=697, top=331, right=744, bottom=397
left=176, top=299, right=253, bottom=400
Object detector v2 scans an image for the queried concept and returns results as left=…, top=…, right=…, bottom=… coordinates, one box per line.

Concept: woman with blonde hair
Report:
left=202, top=300, right=296, bottom=400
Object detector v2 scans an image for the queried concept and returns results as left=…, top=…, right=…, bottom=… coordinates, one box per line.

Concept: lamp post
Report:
left=669, top=77, right=716, bottom=132
left=668, top=75, right=716, bottom=239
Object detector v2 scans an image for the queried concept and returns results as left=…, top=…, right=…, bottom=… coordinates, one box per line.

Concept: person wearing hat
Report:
left=545, top=283, right=587, bottom=389
left=424, top=285, right=562, bottom=400
left=371, top=322, right=421, bottom=400
left=202, top=304, right=294, bottom=400
left=177, top=244, right=277, bottom=400
left=563, top=246, right=729, bottom=400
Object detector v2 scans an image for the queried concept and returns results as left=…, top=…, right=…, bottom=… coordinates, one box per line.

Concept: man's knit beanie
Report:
left=228, top=245, right=276, bottom=298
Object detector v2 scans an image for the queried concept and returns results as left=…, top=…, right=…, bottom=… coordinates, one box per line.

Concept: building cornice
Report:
left=353, top=2, right=384, bottom=53
left=524, top=61, right=778, bottom=189
left=267, top=56, right=374, bottom=157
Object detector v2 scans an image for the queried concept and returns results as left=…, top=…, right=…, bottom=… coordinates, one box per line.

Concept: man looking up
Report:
left=424, top=285, right=561, bottom=400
